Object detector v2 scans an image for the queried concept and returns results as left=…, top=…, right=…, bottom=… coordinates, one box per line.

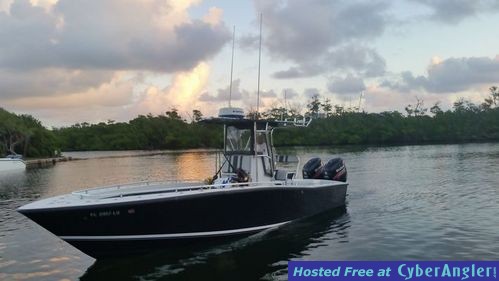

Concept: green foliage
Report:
left=481, top=86, right=499, bottom=110
left=322, top=98, right=333, bottom=117
left=273, top=107, right=499, bottom=146
left=0, top=108, right=58, bottom=157
left=192, top=110, right=203, bottom=122
left=306, top=94, right=321, bottom=118
left=271, top=88, right=499, bottom=146
left=54, top=111, right=222, bottom=151
left=52, top=91, right=499, bottom=151
left=3, top=88, right=499, bottom=155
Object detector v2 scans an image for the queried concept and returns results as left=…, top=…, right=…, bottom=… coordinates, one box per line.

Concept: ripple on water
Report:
left=1, top=144, right=498, bottom=280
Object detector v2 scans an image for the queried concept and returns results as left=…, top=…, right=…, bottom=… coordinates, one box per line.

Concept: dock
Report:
left=25, top=156, right=76, bottom=169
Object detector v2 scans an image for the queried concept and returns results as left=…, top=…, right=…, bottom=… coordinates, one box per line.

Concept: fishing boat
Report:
left=0, top=154, right=26, bottom=172
left=18, top=109, right=348, bottom=258
left=18, top=19, right=348, bottom=258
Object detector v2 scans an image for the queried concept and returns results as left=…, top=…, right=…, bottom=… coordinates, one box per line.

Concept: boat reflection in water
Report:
left=80, top=207, right=349, bottom=281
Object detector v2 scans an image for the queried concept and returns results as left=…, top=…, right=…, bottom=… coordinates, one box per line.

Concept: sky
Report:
left=1, top=0, right=499, bottom=127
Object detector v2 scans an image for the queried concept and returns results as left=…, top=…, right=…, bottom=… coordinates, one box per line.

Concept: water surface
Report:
left=1, top=143, right=498, bottom=280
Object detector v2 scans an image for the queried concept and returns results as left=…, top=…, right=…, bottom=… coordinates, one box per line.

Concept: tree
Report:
left=430, top=102, right=443, bottom=116
left=413, top=96, right=427, bottom=116
left=0, top=108, right=58, bottom=157
left=246, top=107, right=262, bottom=120
left=453, top=98, right=466, bottom=113
left=322, top=98, right=333, bottom=118
left=263, top=106, right=288, bottom=120
left=166, top=108, right=181, bottom=120
left=404, top=105, right=414, bottom=116
left=481, top=86, right=499, bottom=109
left=306, top=94, right=321, bottom=118
left=287, top=102, right=304, bottom=119
left=334, top=105, right=345, bottom=116
left=406, top=96, right=427, bottom=116
left=0, top=109, right=27, bottom=155
left=192, top=110, right=203, bottom=122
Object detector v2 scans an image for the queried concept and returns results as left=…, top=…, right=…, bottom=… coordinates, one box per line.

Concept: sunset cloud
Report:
left=199, top=79, right=248, bottom=102
left=134, top=62, right=210, bottom=116
left=1, top=0, right=499, bottom=125
left=4, top=72, right=134, bottom=109
left=0, top=0, right=229, bottom=124
left=0, top=0, right=229, bottom=72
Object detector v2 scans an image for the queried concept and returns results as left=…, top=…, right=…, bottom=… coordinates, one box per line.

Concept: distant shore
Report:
left=3, top=93, right=499, bottom=158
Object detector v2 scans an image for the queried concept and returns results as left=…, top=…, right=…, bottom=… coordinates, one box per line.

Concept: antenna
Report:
left=358, top=91, right=364, bottom=112
left=218, top=26, right=244, bottom=119
left=284, top=90, right=288, bottom=119
left=228, top=26, right=235, bottom=107
left=256, top=13, right=262, bottom=119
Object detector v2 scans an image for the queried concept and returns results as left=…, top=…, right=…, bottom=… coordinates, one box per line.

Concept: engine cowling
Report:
left=302, top=157, right=324, bottom=179
left=323, top=158, right=347, bottom=182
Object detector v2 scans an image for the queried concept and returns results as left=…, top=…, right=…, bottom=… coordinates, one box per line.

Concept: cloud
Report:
left=326, top=45, right=386, bottom=77
left=260, top=89, right=276, bottom=98
left=4, top=72, right=134, bottom=109
left=411, top=0, right=499, bottom=24
left=203, top=7, right=224, bottom=26
left=363, top=83, right=415, bottom=113
left=199, top=79, right=249, bottom=102
left=253, top=0, right=389, bottom=79
left=238, top=33, right=259, bottom=51
left=0, top=0, right=230, bottom=72
left=304, top=88, right=320, bottom=98
left=328, top=74, right=366, bottom=95
left=382, top=55, right=499, bottom=93
left=272, top=64, right=323, bottom=79
left=0, top=68, right=114, bottom=99
left=282, top=88, right=299, bottom=99
left=255, top=0, right=388, bottom=61
left=273, top=44, right=387, bottom=79
left=134, top=62, right=210, bottom=115
left=0, top=0, right=231, bottom=125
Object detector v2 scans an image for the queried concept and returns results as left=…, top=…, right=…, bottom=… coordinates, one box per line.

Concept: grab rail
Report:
left=72, top=181, right=273, bottom=199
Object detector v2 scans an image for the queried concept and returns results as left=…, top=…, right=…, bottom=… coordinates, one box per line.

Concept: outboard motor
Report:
left=323, top=158, right=347, bottom=182
left=302, top=157, right=325, bottom=179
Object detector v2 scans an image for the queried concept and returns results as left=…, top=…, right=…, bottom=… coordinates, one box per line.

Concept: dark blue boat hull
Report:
left=19, top=184, right=347, bottom=258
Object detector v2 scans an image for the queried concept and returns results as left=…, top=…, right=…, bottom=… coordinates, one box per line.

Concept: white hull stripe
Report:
left=60, top=221, right=291, bottom=241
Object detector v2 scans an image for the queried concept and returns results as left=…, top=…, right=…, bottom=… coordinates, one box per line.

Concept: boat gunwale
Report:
left=72, top=179, right=347, bottom=199
left=18, top=180, right=348, bottom=212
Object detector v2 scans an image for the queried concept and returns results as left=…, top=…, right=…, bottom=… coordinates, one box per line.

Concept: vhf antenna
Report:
left=228, top=26, right=235, bottom=107
left=256, top=13, right=262, bottom=119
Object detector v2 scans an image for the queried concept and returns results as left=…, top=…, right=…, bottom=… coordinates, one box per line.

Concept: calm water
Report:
left=1, top=144, right=498, bottom=280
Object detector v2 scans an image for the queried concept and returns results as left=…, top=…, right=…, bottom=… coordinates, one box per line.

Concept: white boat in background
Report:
left=0, top=154, right=26, bottom=172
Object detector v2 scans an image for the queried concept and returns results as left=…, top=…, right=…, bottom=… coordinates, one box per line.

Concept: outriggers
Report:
left=18, top=110, right=348, bottom=258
